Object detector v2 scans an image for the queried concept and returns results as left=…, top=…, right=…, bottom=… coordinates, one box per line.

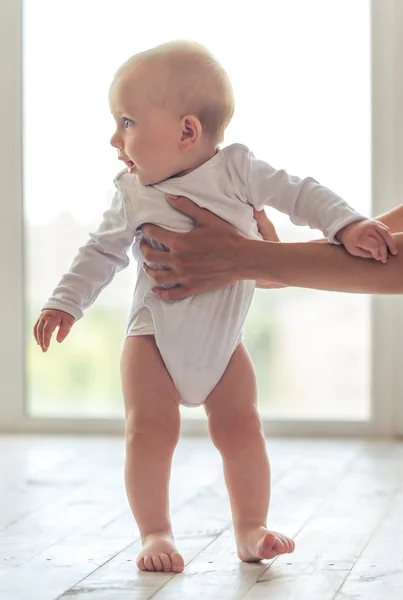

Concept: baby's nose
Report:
left=110, top=131, right=123, bottom=149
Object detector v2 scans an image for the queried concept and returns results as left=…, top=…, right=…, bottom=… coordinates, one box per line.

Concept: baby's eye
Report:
left=123, top=117, right=136, bottom=129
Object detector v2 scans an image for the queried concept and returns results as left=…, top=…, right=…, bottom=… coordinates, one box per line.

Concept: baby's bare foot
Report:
left=136, top=532, right=184, bottom=573
left=236, top=526, right=295, bottom=562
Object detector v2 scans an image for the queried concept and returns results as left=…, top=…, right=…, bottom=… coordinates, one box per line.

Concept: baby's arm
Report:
left=34, top=186, right=136, bottom=352
left=244, top=150, right=395, bottom=259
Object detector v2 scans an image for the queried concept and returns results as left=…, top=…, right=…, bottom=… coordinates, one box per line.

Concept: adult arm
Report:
left=244, top=232, right=403, bottom=294
left=141, top=195, right=403, bottom=298
left=376, top=205, right=403, bottom=233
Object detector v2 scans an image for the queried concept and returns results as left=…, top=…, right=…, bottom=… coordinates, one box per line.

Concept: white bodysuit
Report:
left=42, top=144, right=364, bottom=407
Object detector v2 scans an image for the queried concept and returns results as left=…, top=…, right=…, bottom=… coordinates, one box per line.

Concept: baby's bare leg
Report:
left=121, top=335, right=184, bottom=573
left=204, top=343, right=295, bottom=561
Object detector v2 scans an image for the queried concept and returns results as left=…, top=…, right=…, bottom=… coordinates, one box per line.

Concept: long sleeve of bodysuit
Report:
left=41, top=187, right=136, bottom=321
left=245, top=151, right=365, bottom=243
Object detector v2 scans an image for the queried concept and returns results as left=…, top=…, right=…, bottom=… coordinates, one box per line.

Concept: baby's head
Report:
left=109, top=41, right=234, bottom=185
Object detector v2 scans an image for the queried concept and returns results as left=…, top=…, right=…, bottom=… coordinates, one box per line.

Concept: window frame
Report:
left=1, top=0, right=402, bottom=436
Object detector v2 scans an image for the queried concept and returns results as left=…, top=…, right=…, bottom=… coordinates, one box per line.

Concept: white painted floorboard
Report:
left=0, top=436, right=402, bottom=599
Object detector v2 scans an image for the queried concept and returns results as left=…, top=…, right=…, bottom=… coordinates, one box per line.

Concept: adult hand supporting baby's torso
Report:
left=141, top=194, right=282, bottom=299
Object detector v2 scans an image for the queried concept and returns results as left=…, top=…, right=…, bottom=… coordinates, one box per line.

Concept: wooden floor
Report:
left=1, top=435, right=402, bottom=599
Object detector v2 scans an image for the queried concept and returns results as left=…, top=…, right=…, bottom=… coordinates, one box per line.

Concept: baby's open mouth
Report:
left=126, top=160, right=136, bottom=174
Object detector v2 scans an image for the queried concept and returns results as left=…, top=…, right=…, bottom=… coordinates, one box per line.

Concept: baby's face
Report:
left=109, top=68, right=184, bottom=185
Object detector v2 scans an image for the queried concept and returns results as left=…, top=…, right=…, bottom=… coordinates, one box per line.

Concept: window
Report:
left=24, top=0, right=370, bottom=420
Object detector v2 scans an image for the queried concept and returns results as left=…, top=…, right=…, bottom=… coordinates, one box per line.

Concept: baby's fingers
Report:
left=41, top=320, right=58, bottom=352
left=33, top=318, right=40, bottom=345
left=378, top=239, right=388, bottom=264
left=350, top=247, right=374, bottom=259
left=369, top=232, right=388, bottom=263
left=356, top=236, right=382, bottom=261
left=376, top=225, right=398, bottom=256
left=56, top=318, right=74, bottom=343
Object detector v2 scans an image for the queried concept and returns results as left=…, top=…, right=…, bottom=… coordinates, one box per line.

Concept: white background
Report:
left=1, top=0, right=403, bottom=435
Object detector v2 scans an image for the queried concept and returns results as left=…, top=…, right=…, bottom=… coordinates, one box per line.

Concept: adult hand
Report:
left=141, top=195, right=244, bottom=299
left=141, top=195, right=283, bottom=299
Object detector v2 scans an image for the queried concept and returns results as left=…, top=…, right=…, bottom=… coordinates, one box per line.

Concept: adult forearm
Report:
left=240, top=234, right=403, bottom=294
left=377, top=206, right=403, bottom=233
left=140, top=196, right=403, bottom=299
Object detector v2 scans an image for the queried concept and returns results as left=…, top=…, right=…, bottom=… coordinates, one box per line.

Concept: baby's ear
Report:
left=180, top=115, right=202, bottom=150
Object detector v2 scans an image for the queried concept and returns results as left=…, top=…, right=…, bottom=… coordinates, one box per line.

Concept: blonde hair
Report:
left=115, top=40, right=235, bottom=144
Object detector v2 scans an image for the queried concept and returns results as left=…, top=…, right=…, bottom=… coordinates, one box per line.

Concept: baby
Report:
left=34, top=41, right=396, bottom=573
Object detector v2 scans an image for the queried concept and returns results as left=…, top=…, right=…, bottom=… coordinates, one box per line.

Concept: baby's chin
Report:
left=135, top=169, right=174, bottom=186
left=135, top=171, right=157, bottom=186
left=128, top=164, right=149, bottom=185
left=128, top=160, right=184, bottom=185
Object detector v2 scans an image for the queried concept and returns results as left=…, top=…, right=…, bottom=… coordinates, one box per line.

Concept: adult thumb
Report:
left=253, top=208, right=280, bottom=242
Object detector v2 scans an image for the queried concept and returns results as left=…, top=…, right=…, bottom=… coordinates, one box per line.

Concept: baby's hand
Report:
left=33, top=309, right=75, bottom=353
left=336, top=219, right=398, bottom=263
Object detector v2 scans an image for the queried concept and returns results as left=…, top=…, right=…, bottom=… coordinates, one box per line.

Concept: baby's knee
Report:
left=125, top=412, right=180, bottom=450
left=209, top=410, right=263, bottom=452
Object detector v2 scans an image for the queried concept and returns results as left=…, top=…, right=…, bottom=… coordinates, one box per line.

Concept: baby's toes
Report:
left=136, top=556, right=146, bottom=571
left=278, top=535, right=295, bottom=554
left=272, top=537, right=286, bottom=555
left=256, top=532, right=276, bottom=559
left=144, top=556, right=156, bottom=571
left=170, top=551, right=185, bottom=573
left=160, top=553, right=172, bottom=572
left=152, top=555, right=163, bottom=571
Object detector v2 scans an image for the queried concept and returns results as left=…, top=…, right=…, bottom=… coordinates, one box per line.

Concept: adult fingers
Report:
left=142, top=263, right=177, bottom=286
left=140, top=239, right=173, bottom=266
left=166, top=195, right=221, bottom=225
left=152, top=278, right=232, bottom=301
left=141, top=224, right=178, bottom=249
left=152, top=285, right=190, bottom=301
left=256, top=281, right=288, bottom=289
left=142, top=196, right=228, bottom=240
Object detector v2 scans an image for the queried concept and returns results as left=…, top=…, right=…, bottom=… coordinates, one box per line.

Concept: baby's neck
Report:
left=170, top=144, right=218, bottom=179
